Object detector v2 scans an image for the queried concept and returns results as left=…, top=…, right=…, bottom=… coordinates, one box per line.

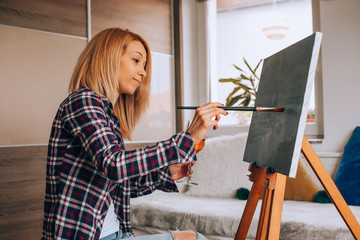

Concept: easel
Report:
left=234, top=136, right=360, bottom=240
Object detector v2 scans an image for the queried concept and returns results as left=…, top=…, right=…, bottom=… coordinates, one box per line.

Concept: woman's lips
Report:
left=133, top=78, right=141, bottom=85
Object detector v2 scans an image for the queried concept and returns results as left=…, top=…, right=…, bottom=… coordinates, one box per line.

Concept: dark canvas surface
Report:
left=243, top=33, right=322, bottom=177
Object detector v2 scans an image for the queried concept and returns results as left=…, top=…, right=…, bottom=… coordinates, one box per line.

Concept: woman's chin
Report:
left=120, top=87, right=138, bottom=95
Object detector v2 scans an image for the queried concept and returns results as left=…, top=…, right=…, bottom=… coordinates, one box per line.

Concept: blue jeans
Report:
left=100, top=230, right=207, bottom=240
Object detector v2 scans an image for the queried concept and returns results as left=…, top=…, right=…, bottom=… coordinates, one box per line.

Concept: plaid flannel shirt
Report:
left=42, top=88, right=197, bottom=239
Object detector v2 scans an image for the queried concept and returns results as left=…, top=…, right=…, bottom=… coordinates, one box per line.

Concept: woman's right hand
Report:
left=187, top=102, right=228, bottom=145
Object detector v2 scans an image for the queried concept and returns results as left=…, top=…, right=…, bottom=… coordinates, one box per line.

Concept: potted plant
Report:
left=218, top=58, right=263, bottom=124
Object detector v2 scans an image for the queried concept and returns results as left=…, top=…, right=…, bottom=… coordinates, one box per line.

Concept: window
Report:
left=215, top=0, right=315, bottom=125
left=179, top=0, right=323, bottom=139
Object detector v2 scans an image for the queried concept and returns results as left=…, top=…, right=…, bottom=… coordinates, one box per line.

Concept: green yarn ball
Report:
left=236, top=188, right=250, bottom=200
left=313, top=190, right=331, bottom=203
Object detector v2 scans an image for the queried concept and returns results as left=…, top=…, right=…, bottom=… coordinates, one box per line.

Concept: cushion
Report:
left=284, top=157, right=320, bottom=201
left=181, top=132, right=252, bottom=198
left=334, top=126, right=360, bottom=206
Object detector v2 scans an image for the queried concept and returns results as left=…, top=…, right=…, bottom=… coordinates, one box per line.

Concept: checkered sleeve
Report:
left=129, top=131, right=196, bottom=197
left=62, top=91, right=197, bottom=183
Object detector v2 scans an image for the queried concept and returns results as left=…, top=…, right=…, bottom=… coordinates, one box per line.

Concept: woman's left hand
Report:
left=169, top=162, right=194, bottom=181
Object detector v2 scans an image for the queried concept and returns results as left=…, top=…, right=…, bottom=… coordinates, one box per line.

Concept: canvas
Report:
left=243, top=32, right=322, bottom=177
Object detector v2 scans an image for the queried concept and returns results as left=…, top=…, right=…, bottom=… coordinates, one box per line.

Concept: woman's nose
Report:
left=139, top=68, right=147, bottom=78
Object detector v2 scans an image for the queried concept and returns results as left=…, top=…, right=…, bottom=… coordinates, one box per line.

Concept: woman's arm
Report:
left=62, top=90, right=196, bottom=183
left=128, top=165, right=178, bottom=197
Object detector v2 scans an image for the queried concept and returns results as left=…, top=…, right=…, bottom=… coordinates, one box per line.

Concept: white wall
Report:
left=313, top=0, right=360, bottom=154
left=305, top=0, right=360, bottom=183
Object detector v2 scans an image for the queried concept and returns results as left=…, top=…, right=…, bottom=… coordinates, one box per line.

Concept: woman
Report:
left=42, top=28, right=227, bottom=240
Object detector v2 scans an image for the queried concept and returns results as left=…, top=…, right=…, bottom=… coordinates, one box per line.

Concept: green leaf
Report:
left=219, top=78, right=240, bottom=85
left=242, top=94, right=251, bottom=107
left=252, top=59, right=263, bottom=81
left=232, top=64, right=243, bottom=72
left=254, top=59, right=263, bottom=73
left=248, top=75, right=254, bottom=83
left=227, top=93, right=246, bottom=107
left=243, top=58, right=258, bottom=79
left=240, top=74, right=250, bottom=80
left=237, top=83, right=251, bottom=91
left=225, top=87, right=241, bottom=103
left=220, top=57, right=262, bottom=108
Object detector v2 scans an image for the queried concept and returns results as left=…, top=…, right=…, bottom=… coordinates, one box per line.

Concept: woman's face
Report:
left=118, top=40, right=147, bottom=95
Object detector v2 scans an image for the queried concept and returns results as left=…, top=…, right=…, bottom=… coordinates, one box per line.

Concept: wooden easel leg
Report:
left=236, top=135, right=360, bottom=240
left=256, top=183, right=271, bottom=240
left=267, top=173, right=286, bottom=239
left=235, top=165, right=266, bottom=240
left=255, top=172, right=286, bottom=240
left=301, top=136, right=360, bottom=239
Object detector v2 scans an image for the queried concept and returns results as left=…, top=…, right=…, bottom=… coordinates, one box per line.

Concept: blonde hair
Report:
left=69, top=28, right=151, bottom=140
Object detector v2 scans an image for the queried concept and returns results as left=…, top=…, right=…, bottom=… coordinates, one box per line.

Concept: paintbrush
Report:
left=177, top=106, right=285, bottom=112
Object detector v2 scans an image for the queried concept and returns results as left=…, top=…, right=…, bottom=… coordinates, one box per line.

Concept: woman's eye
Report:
left=133, top=58, right=140, bottom=63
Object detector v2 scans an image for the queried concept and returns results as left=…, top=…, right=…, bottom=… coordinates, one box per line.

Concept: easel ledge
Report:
left=235, top=136, right=360, bottom=240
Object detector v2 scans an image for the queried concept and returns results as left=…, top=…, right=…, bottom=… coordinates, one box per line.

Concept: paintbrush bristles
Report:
left=256, top=107, right=285, bottom=112
left=274, top=107, right=285, bottom=112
